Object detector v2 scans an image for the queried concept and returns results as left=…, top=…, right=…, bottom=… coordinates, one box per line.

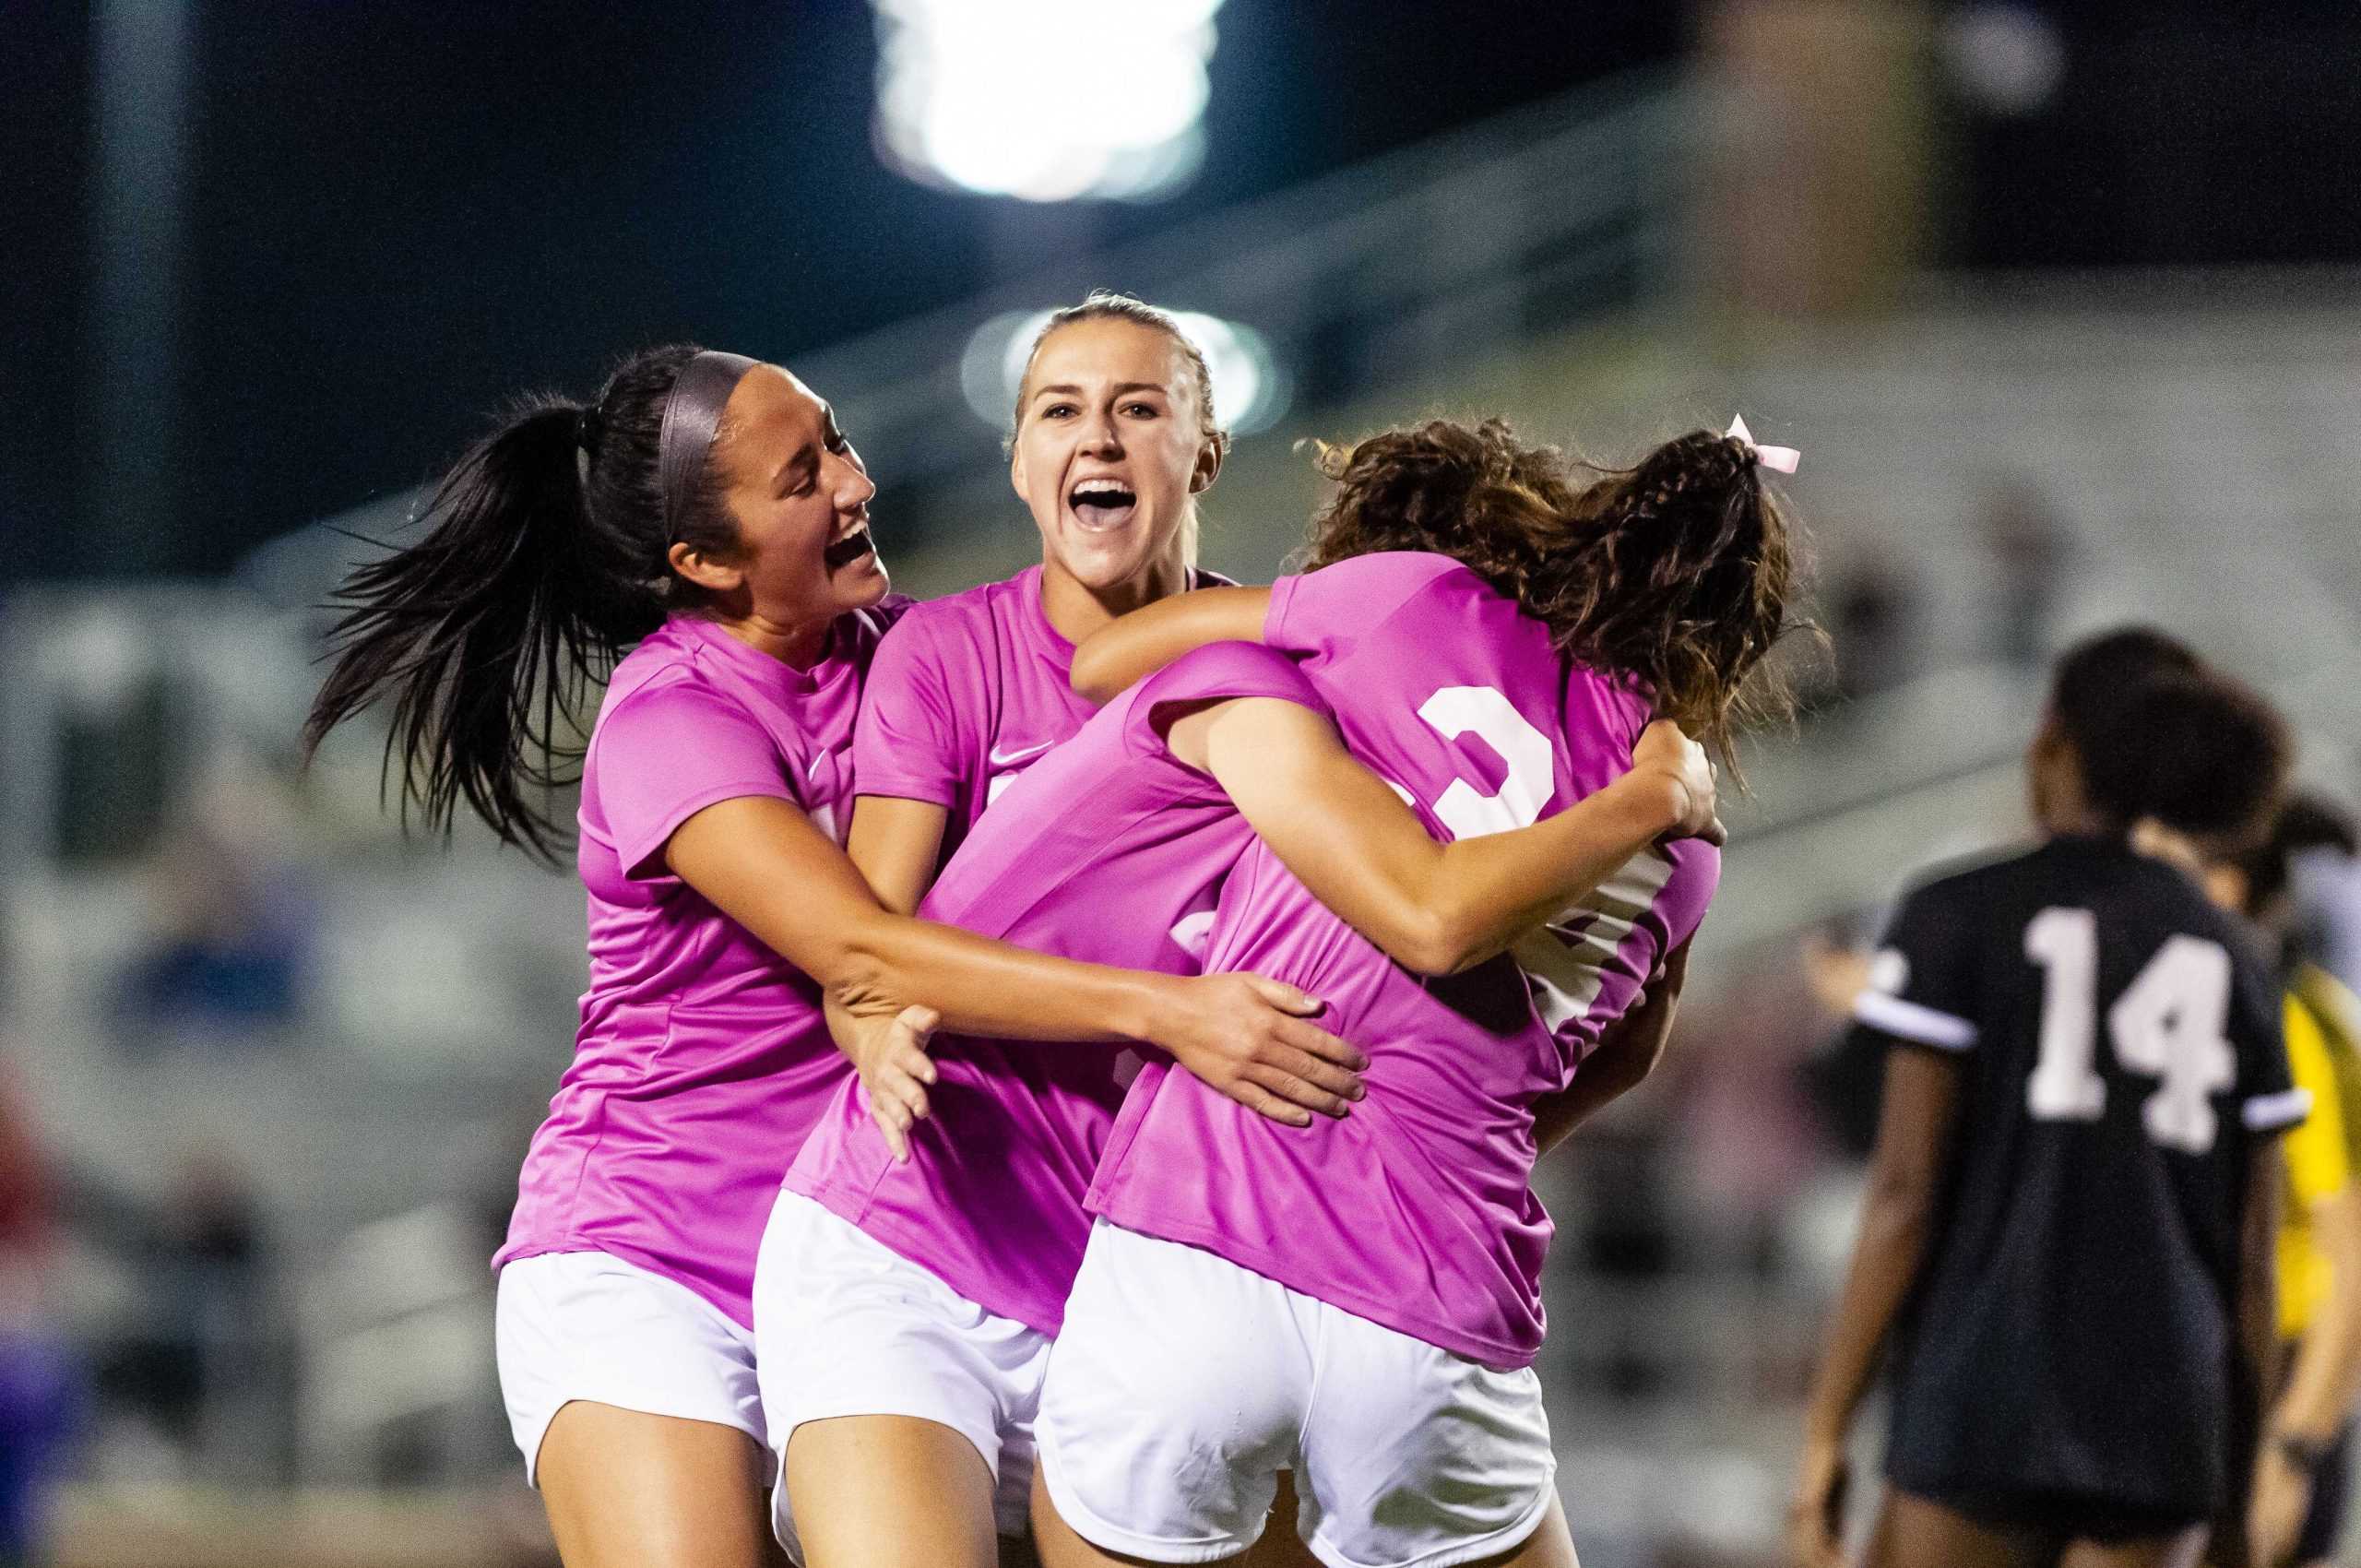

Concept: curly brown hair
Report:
left=1301, top=418, right=1799, bottom=762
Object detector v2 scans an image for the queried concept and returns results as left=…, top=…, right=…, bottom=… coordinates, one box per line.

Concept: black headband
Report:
left=658, top=350, right=760, bottom=540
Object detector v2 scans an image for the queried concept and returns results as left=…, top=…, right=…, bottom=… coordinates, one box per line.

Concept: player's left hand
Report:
left=827, top=997, right=942, bottom=1162
left=1787, top=1436, right=1849, bottom=1568
left=2248, top=1443, right=2313, bottom=1568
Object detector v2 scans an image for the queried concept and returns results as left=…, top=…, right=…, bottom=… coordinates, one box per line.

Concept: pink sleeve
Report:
left=850, top=612, right=967, bottom=809
left=1264, top=552, right=1465, bottom=667
left=1127, top=641, right=1333, bottom=759
left=593, top=679, right=798, bottom=878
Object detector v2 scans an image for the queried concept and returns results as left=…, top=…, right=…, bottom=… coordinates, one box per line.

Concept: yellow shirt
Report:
left=2279, top=978, right=2356, bottom=1338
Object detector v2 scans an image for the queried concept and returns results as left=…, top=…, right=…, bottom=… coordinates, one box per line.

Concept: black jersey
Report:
left=1853, top=836, right=2301, bottom=1518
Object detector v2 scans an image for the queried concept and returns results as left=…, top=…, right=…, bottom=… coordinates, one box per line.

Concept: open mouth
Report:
left=824, top=527, right=876, bottom=570
left=1069, top=479, right=1138, bottom=531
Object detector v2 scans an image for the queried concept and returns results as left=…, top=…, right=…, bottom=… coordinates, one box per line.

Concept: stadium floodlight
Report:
left=872, top=0, right=1226, bottom=202
left=961, top=306, right=1291, bottom=437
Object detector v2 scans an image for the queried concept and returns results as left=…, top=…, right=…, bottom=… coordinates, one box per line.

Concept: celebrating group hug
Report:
left=305, top=291, right=1796, bottom=1568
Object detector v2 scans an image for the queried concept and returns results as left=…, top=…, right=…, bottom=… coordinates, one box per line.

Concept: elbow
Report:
left=1069, top=644, right=1120, bottom=706
left=811, top=909, right=901, bottom=1004
left=1622, top=1028, right=1673, bottom=1091
left=1382, top=905, right=1481, bottom=978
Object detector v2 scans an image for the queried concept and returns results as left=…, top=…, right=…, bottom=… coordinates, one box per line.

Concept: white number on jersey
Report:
left=2023, top=907, right=2236, bottom=1153
left=1407, top=683, right=1668, bottom=1034
left=1414, top=686, right=1557, bottom=840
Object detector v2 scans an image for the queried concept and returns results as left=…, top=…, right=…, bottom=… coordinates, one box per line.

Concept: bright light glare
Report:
left=872, top=0, right=1225, bottom=202
left=960, top=305, right=1291, bottom=435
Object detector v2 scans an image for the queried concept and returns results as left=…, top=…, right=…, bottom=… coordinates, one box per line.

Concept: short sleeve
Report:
left=2238, top=969, right=2308, bottom=1134
left=1264, top=552, right=1465, bottom=668
left=592, top=680, right=796, bottom=878
left=1851, top=881, right=1981, bottom=1053
left=2282, top=998, right=2347, bottom=1199
left=1128, top=642, right=1332, bottom=759
left=850, top=613, right=967, bottom=809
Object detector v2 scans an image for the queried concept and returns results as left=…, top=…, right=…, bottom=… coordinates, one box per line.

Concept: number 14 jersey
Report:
left=1853, top=835, right=2302, bottom=1516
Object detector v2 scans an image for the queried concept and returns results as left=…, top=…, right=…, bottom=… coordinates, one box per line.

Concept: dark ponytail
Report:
left=302, top=344, right=743, bottom=861
left=1301, top=419, right=1803, bottom=767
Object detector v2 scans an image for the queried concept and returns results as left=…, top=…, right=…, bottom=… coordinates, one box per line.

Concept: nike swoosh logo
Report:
left=988, top=740, right=1054, bottom=767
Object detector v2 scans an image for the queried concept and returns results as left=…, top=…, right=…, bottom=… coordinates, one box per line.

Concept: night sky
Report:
left=6, top=2, right=2356, bottom=584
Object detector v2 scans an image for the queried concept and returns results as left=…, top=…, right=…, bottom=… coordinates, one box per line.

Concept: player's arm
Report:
left=1791, top=1043, right=1964, bottom=1568
left=847, top=795, right=952, bottom=914
left=1169, top=696, right=1718, bottom=977
left=1530, top=939, right=1692, bottom=1156
left=666, top=797, right=1366, bottom=1156
left=2251, top=1179, right=2357, bottom=1568
left=2234, top=1143, right=2286, bottom=1568
left=1070, top=586, right=1274, bottom=705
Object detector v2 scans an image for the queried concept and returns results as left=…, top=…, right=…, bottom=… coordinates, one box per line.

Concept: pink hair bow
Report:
left=1726, top=414, right=1800, bottom=475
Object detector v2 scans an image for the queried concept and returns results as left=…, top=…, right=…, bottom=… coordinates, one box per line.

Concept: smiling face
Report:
left=670, top=365, right=887, bottom=635
left=1009, top=317, right=1222, bottom=599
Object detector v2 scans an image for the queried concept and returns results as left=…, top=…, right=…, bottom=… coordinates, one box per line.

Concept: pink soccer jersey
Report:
left=1088, top=552, right=1719, bottom=1369
left=785, top=641, right=1327, bottom=1336
left=495, top=604, right=903, bottom=1330
left=851, top=564, right=1228, bottom=857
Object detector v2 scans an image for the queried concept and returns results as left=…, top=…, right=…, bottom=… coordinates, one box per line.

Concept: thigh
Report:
left=1465, top=1491, right=1579, bottom=1568
left=538, top=1399, right=787, bottom=1568
left=1032, top=1466, right=1192, bottom=1568
left=1236, top=1474, right=1323, bottom=1568
left=496, top=1251, right=766, bottom=1485
left=1864, top=1487, right=2056, bottom=1568
left=2056, top=1527, right=2206, bottom=1568
left=756, top=1192, right=1049, bottom=1550
left=788, top=1413, right=1001, bottom=1568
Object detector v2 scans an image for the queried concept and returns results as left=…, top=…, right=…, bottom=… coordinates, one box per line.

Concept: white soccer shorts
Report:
left=493, top=1249, right=766, bottom=1487
left=1038, top=1219, right=1560, bottom=1568
left=753, top=1189, right=1050, bottom=1556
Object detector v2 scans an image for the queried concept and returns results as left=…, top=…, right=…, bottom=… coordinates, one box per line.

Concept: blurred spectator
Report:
left=0, top=1059, right=80, bottom=1564
left=89, top=1147, right=267, bottom=1465
left=1821, top=551, right=1919, bottom=706
left=1977, top=475, right=2070, bottom=667
left=2287, top=792, right=2361, bottom=997
left=1670, top=930, right=1849, bottom=1268
left=112, top=824, right=305, bottom=1047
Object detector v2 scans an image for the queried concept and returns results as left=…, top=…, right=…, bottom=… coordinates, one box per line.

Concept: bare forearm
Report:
left=1071, top=586, right=1272, bottom=705
left=1531, top=1049, right=1647, bottom=1156
left=1199, top=700, right=1687, bottom=978
left=1531, top=961, right=1685, bottom=1156
left=827, top=909, right=1169, bottom=1046
left=670, top=796, right=1172, bottom=1049
left=1423, top=775, right=1681, bottom=973
left=2271, top=1195, right=2361, bottom=1440
left=1805, top=1191, right=1933, bottom=1444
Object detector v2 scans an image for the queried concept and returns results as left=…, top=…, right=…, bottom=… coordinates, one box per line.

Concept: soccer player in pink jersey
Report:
left=848, top=291, right=1238, bottom=901
left=1030, top=419, right=1800, bottom=1568
left=760, top=420, right=1749, bottom=1568
left=768, top=291, right=1324, bottom=1568
left=302, top=346, right=1366, bottom=1568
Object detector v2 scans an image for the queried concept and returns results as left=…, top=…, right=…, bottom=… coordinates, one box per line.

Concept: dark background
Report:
left=6, top=0, right=2356, bottom=582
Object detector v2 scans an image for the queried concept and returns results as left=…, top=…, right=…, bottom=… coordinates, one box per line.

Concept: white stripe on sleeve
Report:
left=1852, top=990, right=1979, bottom=1051
left=2243, top=1087, right=2313, bottom=1133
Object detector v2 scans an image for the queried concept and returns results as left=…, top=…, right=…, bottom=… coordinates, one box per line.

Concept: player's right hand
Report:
left=1157, top=974, right=1369, bottom=1127
left=1632, top=719, right=1724, bottom=847
left=1787, top=1437, right=1848, bottom=1568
